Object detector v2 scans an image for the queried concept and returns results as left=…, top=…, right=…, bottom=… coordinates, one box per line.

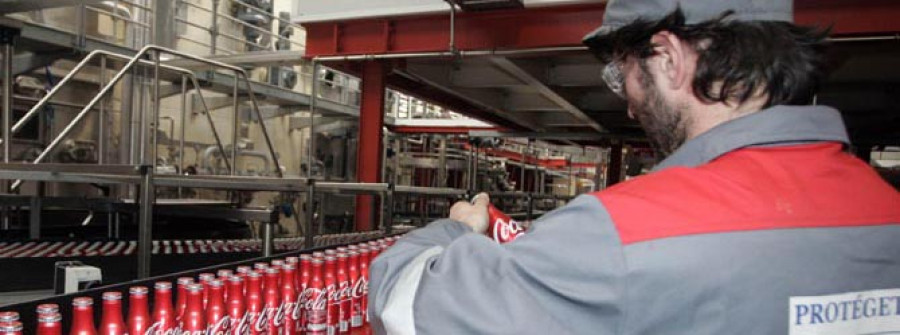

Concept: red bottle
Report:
left=181, top=283, right=205, bottom=335
left=36, top=304, right=59, bottom=316
left=335, top=253, right=351, bottom=333
left=306, top=258, right=327, bottom=335
left=245, top=271, right=264, bottom=335
left=357, top=247, right=371, bottom=324
left=199, top=273, right=215, bottom=307
left=37, top=313, right=62, bottom=335
left=0, top=312, right=17, bottom=323
left=206, top=279, right=228, bottom=334
left=175, top=277, right=193, bottom=322
left=485, top=203, right=526, bottom=243
left=262, top=267, right=284, bottom=335
left=152, top=281, right=176, bottom=334
left=217, top=269, right=233, bottom=279
left=99, top=292, right=126, bottom=335
left=235, top=266, right=252, bottom=279
left=70, top=297, right=97, bottom=335
left=281, top=263, right=298, bottom=335
left=323, top=256, right=339, bottom=335
left=253, top=263, right=268, bottom=272
left=347, top=251, right=363, bottom=329
left=298, top=255, right=313, bottom=333
left=0, top=321, right=22, bottom=335
left=226, top=276, right=247, bottom=335
left=126, top=286, right=150, bottom=335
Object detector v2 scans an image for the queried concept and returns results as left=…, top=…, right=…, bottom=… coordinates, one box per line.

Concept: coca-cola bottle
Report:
left=99, top=292, right=126, bottom=335
left=0, top=312, right=18, bottom=323
left=262, top=267, right=284, bottom=335
left=357, top=247, right=371, bottom=324
left=306, top=258, right=327, bottom=335
left=175, top=277, right=194, bottom=322
left=347, top=251, right=363, bottom=329
left=335, top=254, right=351, bottom=333
left=298, top=255, right=313, bottom=333
left=271, top=259, right=285, bottom=269
left=226, top=276, right=247, bottom=335
left=206, top=279, right=228, bottom=334
left=199, top=273, right=215, bottom=307
left=152, top=281, right=176, bottom=334
left=127, top=286, right=150, bottom=335
left=181, top=283, right=205, bottom=335
left=37, top=313, right=62, bottom=335
left=217, top=269, right=234, bottom=280
left=235, top=266, right=252, bottom=279
left=312, top=252, right=325, bottom=259
left=486, top=202, right=526, bottom=243
left=253, top=263, right=268, bottom=272
left=281, top=263, right=298, bottom=335
left=323, top=256, right=339, bottom=335
left=36, top=304, right=59, bottom=316
left=70, top=297, right=97, bottom=335
left=245, top=271, right=264, bottom=335
left=0, top=321, right=22, bottom=335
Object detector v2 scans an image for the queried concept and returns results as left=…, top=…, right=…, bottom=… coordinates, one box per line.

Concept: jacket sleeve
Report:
left=368, top=195, right=627, bottom=335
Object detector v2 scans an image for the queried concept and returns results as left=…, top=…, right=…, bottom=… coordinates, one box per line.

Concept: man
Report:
left=368, top=0, right=900, bottom=334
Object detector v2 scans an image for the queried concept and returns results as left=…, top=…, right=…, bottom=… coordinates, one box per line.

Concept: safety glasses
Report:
left=602, top=60, right=626, bottom=99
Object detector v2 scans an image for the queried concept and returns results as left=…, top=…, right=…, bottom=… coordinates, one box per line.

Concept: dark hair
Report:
left=593, top=8, right=830, bottom=107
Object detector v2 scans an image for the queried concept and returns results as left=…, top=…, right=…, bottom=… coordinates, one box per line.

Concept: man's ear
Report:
left=649, top=31, right=690, bottom=91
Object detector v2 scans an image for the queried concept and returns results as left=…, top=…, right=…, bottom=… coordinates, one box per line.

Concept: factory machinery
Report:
left=0, top=1, right=593, bottom=303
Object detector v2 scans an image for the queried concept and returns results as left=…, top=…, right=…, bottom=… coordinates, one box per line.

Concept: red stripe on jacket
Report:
left=593, top=142, right=900, bottom=245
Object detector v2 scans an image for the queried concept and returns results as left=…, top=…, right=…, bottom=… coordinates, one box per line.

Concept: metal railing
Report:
left=174, top=0, right=305, bottom=55
left=7, top=45, right=285, bottom=190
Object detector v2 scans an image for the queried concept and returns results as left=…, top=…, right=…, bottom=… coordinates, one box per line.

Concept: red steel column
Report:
left=355, top=60, right=388, bottom=231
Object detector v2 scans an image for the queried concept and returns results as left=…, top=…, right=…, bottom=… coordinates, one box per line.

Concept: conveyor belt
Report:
left=0, top=231, right=399, bottom=258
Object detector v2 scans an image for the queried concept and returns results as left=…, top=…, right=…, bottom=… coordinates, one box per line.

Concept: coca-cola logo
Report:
left=207, top=316, right=230, bottom=335
left=272, top=303, right=287, bottom=327
left=338, top=281, right=351, bottom=302
left=143, top=322, right=178, bottom=335
left=291, top=290, right=310, bottom=319
left=351, top=277, right=368, bottom=298
left=492, top=218, right=525, bottom=242
left=305, top=288, right=328, bottom=316
left=230, top=312, right=251, bottom=335
left=253, top=310, right=268, bottom=332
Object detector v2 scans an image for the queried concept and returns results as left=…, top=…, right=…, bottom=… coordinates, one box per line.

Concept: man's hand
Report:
left=449, top=192, right=490, bottom=233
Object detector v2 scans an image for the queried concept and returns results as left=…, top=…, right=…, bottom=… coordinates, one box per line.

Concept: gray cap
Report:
left=583, top=0, right=793, bottom=49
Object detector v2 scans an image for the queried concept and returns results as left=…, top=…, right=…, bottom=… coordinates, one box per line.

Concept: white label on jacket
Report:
left=789, top=288, right=900, bottom=335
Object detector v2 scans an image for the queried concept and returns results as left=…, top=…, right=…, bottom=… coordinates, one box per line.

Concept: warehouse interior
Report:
left=0, top=0, right=897, bottom=332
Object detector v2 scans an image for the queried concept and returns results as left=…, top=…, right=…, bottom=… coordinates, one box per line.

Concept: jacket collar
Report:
left=653, top=105, right=850, bottom=171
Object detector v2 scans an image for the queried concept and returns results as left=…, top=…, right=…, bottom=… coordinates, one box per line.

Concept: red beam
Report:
left=304, top=1, right=900, bottom=58
left=355, top=60, right=388, bottom=231
left=303, top=4, right=605, bottom=57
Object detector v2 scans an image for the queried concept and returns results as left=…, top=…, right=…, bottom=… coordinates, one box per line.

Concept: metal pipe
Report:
left=231, top=76, right=238, bottom=175
left=137, top=164, right=154, bottom=278
left=2, top=42, right=10, bottom=228
left=304, top=179, right=315, bottom=249
left=312, top=46, right=588, bottom=63
left=210, top=0, right=219, bottom=55
left=152, top=50, right=161, bottom=170
left=98, top=55, right=106, bottom=165
left=308, top=61, right=319, bottom=178
left=445, top=0, right=456, bottom=53
left=3, top=43, right=12, bottom=165
left=261, top=222, right=273, bottom=256
left=179, top=75, right=187, bottom=178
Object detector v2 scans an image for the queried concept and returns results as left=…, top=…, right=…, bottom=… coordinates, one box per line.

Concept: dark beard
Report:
left=627, top=61, right=688, bottom=158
